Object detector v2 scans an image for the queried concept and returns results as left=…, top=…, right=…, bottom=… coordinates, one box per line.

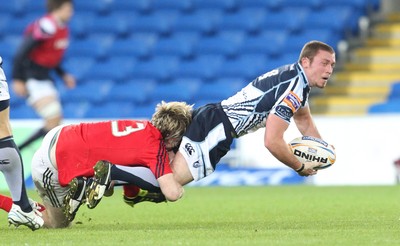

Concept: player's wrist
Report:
left=295, top=163, right=305, bottom=172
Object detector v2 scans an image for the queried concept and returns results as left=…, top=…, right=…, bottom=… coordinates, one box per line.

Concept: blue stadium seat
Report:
left=194, top=77, right=245, bottom=102
left=10, top=105, right=38, bottom=119
left=62, top=80, right=113, bottom=104
left=88, top=13, right=133, bottom=38
left=131, top=102, right=158, bottom=119
left=63, top=101, right=91, bottom=119
left=236, top=0, right=280, bottom=9
left=24, top=0, right=46, bottom=13
left=240, top=30, right=287, bottom=57
left=0, top=36, right=21, bottom=62
left=66, top=37, right=112, bottom=60
left=218, top=8, right=266, bottom=34
left=153, top=0, right=193, bottom=12
left=368, top=100, right=400, bottom=113
left=285, top=29, right=338, bottom=54
left=85, top=101, right=135, bottom=119
left=63, top=57, right=95, bottom=82
left=130, top=11, right=179, bottom=36
left=4, top=14, right=37, bottom=36
left=152, top=36, right=195, bottom=58
left=69, top=12, right=95, bottom=39
left=109, top=0, right=152, bottom=14
left=303, top=6, right=354, bottom=33
left=194, top=35, right=242, bottom=57
left=192, top=0, right=237, bottom=12
left=109, top=36, right=154, bottom=60
left=151, top=79, right=201, bottom=102
left=74, top=0, right=112, bottom=15
left=388, top=82, right=400, bottom=100
left=131, top=56, right=179, bottom=81
left=175, top=55, right=224, bottom=81
left=218, top=55, right=268, bottom=80
left=109, top=79, right=156, bottom=104
left=87, top=58, right=136, bottom=82
left=323, top=0, right=369, bottom=9
left=0, top=0, right=26, bottom=16
left=277, top=0, right=323, bottom=10
left=262, top=8, right=310, bottom=34
left=173, top=11, right=221, bottom=35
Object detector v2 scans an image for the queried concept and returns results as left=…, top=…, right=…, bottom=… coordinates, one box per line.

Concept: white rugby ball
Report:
left=289, top=136, right=336, bottom=170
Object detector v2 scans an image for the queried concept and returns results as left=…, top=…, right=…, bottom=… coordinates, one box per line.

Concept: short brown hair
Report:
left=47, top=0, right=72, bottom=12
left=299, top=40, right=335, bottom=63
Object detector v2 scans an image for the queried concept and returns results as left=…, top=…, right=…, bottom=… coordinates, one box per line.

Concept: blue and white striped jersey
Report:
left=221, top=62, right=310, bottom=137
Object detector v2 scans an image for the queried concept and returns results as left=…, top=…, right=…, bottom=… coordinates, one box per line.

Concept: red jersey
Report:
left=55, top=120, right=171, bottom=186
left=25, top=14, right=69, bottom=68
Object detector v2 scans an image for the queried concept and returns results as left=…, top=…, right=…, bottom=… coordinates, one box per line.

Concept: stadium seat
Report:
left=194, top=35, right=242, bottom=58
left=151, top=36, right=195, bottom=59
left=236, top=0, right=280, bottom=9
left=218, top=8, right=266, bottom=34
left=277, top=0, right=323, bottom=10
left=131, top=56, right=179, bottom=81
left=109, top=0, right=152, bottom=14
left=63, top=57, right=95, bottom=82
left=131, top=102, right=158, bottom=119
left=0, top=0, right=26, bottom=17
left=109, top=36, right=154, bottom=60
left=285, top=29, right=339, bottom=54
left=388, top=82, right=400, bottom=100
left=66, top=37, right=112, bottom=61
left=69, top=12, right=95, bottom=39
left=151, top=79, right=201, bottom=102
left=0, top=36, right=21, bottom=62
left=192, top=0, right=237, bottom=12
left=240, top=30, right=287, bottom=57
left=109, top=79, right=156, bottom=104
left=86, top=57, right=136, bottom=82
left=262, top=8, right=310, bottom=34
left=88, top=13, right=133, bottom=38
left=3, top=14, right=37, bottom=36
left=24, top=0, right=46, bottom=13
left=175, top=55, right=224, bottom=81
left=368, top=100, right=400, bottom=113
left=173, top=11, right=221, bottom=36
left=218, top=55, right=268, bottom=80
left=194, top=77, right=245, bottom=102
left=85, top=101, right=135, bottom=119
left=63, top=101, right=91, bottom=119
left=10, top=105, right=38, bottom=119
left=303, top=6, right=354, bottom=33
left=74, top=0, right=112, bottom=15
left=153, top=0, right=193, bottom=12
left=129, top=11, right=179, bottom=36
left=63, top=80, right=113, bottom=104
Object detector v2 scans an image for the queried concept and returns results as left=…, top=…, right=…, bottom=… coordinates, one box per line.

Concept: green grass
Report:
left=0, top=186, right=399, bottom=245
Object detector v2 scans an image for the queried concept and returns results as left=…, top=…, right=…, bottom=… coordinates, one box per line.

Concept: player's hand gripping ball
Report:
left=289, top=136, right=336, bottom=170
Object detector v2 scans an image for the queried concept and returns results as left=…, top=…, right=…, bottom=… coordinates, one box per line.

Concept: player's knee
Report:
left=164, top=187, right=184, bottom=202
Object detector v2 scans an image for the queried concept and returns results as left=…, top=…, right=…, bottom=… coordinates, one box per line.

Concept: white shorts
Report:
left=31, top=125, right=66, bottom=208
left=26, top=78, right=59, bottom=105
left=0, top=81, right=10, bottom=101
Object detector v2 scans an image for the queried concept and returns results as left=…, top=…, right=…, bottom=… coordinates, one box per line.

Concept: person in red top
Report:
left=12, top=0, right=75, bottom=151
left=30, top=101, right=192, bottom=228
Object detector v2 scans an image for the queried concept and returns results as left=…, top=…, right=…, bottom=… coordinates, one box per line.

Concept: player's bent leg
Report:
left=41, top=201, right=70, bottom=228
left=86, top=160, right=112, bottom=209
left=63, top=177, right=88, bottom=222
left=122, top=185, right=166, bottom=207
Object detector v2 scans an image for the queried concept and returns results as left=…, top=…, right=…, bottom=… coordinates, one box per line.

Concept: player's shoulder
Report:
left=37, top=15, right=57, bottom=35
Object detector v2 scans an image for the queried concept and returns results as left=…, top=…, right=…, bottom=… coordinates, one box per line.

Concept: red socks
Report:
left=0, top=194, right=13, bottom=212
left=123, top=185, right=140, bottom=198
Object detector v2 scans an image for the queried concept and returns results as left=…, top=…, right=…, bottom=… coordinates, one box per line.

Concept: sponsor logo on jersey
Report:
left=192, top=161, right=200, bottom=168
left=184, top=143, right=195, bottom=155
left=274, top=105, right=293, bottom=122
left=283, top=92, right=301, bottom=112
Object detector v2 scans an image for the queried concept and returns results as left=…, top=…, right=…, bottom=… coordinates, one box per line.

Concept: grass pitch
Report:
left=0, top=185, right=399, bottom=246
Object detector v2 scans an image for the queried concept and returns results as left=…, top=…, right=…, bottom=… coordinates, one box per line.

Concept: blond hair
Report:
left=151, top=101, right=193, bottom=147
left=299, top=40, right=335, bottom=64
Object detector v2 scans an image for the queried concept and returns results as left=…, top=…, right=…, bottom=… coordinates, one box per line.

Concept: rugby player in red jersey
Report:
left=21, top=101, right=191, bottom=228
left=12, top=0, right=75, bottom=151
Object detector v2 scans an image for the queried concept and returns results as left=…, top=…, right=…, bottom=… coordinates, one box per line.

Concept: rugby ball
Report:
left=289, top=136, right=336, bottom=170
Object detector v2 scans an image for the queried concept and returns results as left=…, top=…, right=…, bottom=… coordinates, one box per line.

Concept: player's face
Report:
left=58, top=2, right=74, bottom=23
left=303, top=50, right=336, bottom=88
